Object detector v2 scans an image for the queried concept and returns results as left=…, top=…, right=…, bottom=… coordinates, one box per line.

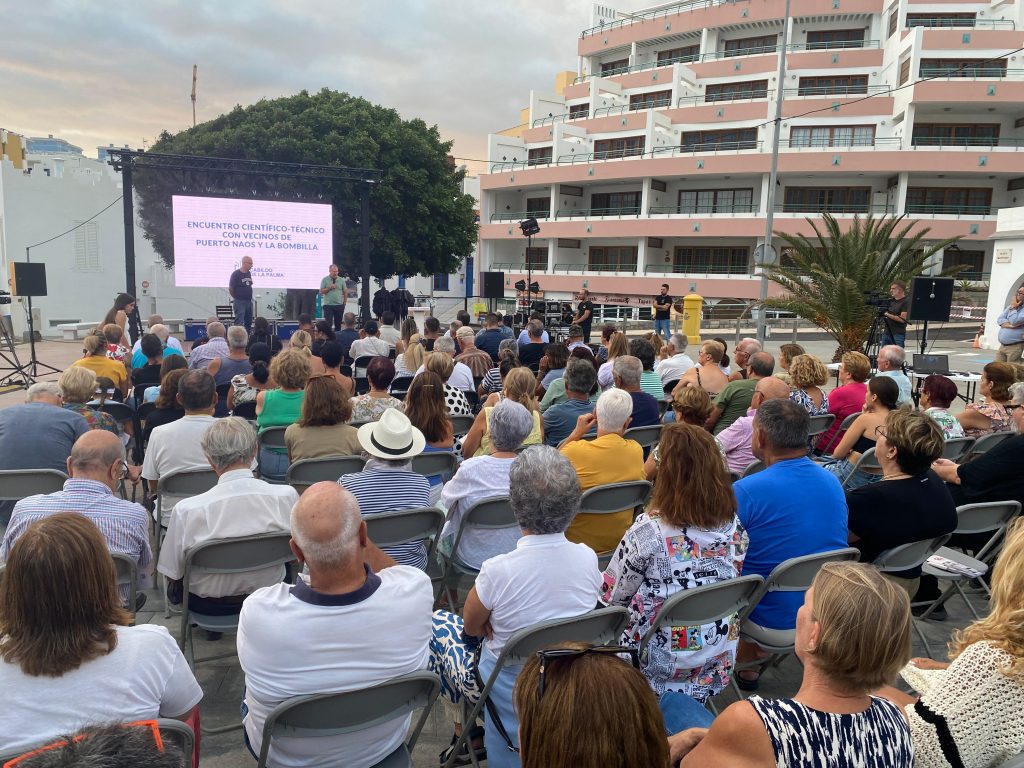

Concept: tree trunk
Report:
left=283, top=289, right=318, bottom=319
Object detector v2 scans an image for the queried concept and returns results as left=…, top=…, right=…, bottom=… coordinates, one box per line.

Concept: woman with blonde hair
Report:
left=395, top=316, right=418, bottom=355
left=462, top=366, right=543, bottom=458
left=284, top=375, right=361, bottom=462
left=256, top=349, right=310, bottom=480
left=604, top=423, right=746, bottom=717
left=288, top=329, right=326, bottom=374
left=395, top=333, right=425, bottom=375
left=646, top=386, right=716, bottom=480
left=672, top=340, right=728, bottom=398
left=72, top=332, right=129, bottom=398
left=788, top=353, right=830, bottom=416
left=597, top=331, right=630, bottom=390
left=672, top=562, right=913, bottom=766
left=58, top=367, right=120, bottom=435
left=956, top=361, right=1015, bottom=438
left=879, top=518, right=1024, bottom=767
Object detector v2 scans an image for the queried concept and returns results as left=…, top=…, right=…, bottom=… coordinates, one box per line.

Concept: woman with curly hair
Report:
left=788, top=353, right=830, bottom=416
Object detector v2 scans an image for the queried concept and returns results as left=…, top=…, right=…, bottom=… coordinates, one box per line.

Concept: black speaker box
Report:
left=9, top=262, right=47, bottom=297
left=482, top=271, right=505, bottom=299
left=908, top=276, right=953, bottom=323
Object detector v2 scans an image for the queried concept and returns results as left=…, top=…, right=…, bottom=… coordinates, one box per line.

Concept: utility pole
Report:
left=191, top=64, right=198, bottom=128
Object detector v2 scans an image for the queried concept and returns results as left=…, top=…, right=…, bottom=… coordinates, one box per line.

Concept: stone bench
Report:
left=57, top=322, right=100, bottom=340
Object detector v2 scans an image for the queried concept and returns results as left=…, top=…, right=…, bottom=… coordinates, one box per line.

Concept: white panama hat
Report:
left=357, top=408, right=426, bottom=461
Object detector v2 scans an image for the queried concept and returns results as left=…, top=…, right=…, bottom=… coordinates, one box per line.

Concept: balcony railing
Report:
left=580, top=0, right=742, bottom=38
left=489, top=210, right=551, bottom=222
left=680, top=140, right=762, bottom=152
left=789, top=39, right=880, bottom=51
left=907, top=17, right=1015, bottom=28
left=775, top=203, right=896, bottom=214
left=554, top=262, right=640, bottom=273
left=645, top=263, right=754, bottom=275
left=783, top=84, right=891, bottom=97
left=488, top=140, right=763, bottom=172
left=783, top=137, right=902, bottom=148
left=555, top=207, right=643, bottom=218
left=593, top=97, right=673, bottom=117
left=919, top=66, right=1015, bottom=78
left=905, top=204, right=994, bottom=216
left=679, top=90, right=772, bottom=106
left=492, top=261, right=549, bottom=272
left=648, top=204, right=758, bottom=215
left=910, top=137, right=1024, bottom=148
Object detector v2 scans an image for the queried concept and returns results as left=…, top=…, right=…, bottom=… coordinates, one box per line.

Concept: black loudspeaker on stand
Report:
left=8, top=262, right=60, bottom=381
left=908, top=276, right=954, bottom=357
left=482, top=271, right=505, bottom=299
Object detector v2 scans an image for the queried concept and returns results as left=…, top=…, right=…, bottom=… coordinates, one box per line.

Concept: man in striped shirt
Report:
left=1, top=430, right=151, bottom=608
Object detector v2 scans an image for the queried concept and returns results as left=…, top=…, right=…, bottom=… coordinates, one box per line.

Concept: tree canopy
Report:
left=135, top=88, right=478, bottom=282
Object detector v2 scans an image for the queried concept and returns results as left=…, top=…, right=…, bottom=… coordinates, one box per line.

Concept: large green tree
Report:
left=765, top=214, right=961, bottom=360
left=135, top=88, right=478, bottom=316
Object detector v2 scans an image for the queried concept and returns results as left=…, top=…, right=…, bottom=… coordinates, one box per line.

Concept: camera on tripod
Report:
left=864, top=290, right=889, bottom=314
left=0, top=291, right=11, bottom=306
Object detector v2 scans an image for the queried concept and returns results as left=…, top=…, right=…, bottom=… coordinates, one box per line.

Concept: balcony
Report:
left=648, top=204, right=757, bottom=215
left=489, top=141, right=763, bottom=173
left=919, top=66, right=1017, bottom=79
left=783, top=84, right=890, bottom=98
left=554, top=262, right=639, bottom=273
left=910, top=137, right=1024, bottom=149
left=679, top=90, right=772, bottom=106
left=554, top=206, right=642, bottom=218
left=644, top=262, right=753, bottom=275
left=593, top=97, right=672, bottom=117
left=905, top=204, right=995, bottom=216
left=775, top=203, right=896, bottom=214
left=489, top=210, right=552, bottom=222
left=907, top=17, right=1015, bottom=29
left=783, top=137, right=902, bottom=149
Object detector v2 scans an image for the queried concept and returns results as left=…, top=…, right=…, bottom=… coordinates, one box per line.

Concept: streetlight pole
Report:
left=756, top=0, right=791, bottom=344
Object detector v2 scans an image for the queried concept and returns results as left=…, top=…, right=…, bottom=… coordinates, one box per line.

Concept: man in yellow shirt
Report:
left=559, top=388, right=646, bottom=554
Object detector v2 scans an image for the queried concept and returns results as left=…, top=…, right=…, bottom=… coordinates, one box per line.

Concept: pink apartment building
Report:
left=478, top=0, right=1024, bottom=307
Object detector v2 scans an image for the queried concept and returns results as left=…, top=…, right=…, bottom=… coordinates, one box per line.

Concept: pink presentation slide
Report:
left=171, top=195, right=333, bottom=289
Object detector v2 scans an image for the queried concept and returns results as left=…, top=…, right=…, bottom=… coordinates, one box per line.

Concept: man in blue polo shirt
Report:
left=731, top=398, right=848, bottom=690
left=544, top=358, right=597, bottom=446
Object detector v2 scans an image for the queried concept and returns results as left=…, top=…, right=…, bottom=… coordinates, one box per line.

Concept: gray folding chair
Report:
left=443, top=606, right=630, bottom=768
left=257, top=426, right=289, bottom=482
left=256, top=670, right=441, bottom=768
left=741, top=459, right=765, bottom=478
left=0, top=468, right=68, bottom=503
left=364, top=506, right=445, bottom=565
left=449, top=414, right=476, bottom=435
left=842, top=447, right=880, bottom=489
left=112, top=552, right=139, bottom=616
left=439, top=496, right=516, bottom=608
left=0, top=719, right=195, bottom=766
left=578, top=480, right=652, bottom=567
left=622, top=424, right=663, bottom=449
left=873, top=534, right=953, bottom=658
left=819, top=412, right=858, bottom=455
left=940, top=436, right=975, bottom=462
left=961, top=430, right=1014, bottom=463
left=287, top=455, right=367, bottom=494
left=410, top=452, right=459, bottom=483
left=806, top=413, right=835, bottom=440
left=155, top=468, right=219, bottom=616
left=732, top=547, right=860, bottom=698
left=918, top=500, right=1022, bottom=622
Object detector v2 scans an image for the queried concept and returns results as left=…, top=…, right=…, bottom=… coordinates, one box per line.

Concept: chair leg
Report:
left=953, top=581, right=983, bottom=621
left=911, top=619, right=936, bottom=659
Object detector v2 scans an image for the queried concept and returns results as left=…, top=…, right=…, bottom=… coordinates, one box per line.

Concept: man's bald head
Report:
left=69, top=430, right=124, bottom=487
left=754, top=376, right=792, bottom=403
left=290, top=482, right=363, bottom=570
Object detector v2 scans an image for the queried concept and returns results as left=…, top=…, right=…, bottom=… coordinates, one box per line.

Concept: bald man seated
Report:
left=1, top=430, right=152, bottom=609
left=237, top=482, right=433, bottom=767
left=716, top=376, right=793, bottom=475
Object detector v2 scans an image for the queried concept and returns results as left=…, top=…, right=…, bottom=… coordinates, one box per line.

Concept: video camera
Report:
left=864, top=290, right=889, bottom=313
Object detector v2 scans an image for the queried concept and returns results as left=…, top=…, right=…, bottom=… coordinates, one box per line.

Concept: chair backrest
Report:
left=410, top=451, right=458, bottom=482
left=258, top=425, right=289, bottom=450
left=963, top=430, right=1014, bottom=462
left=111, top=553, right=138, bottom=613
left=160, top=468, right=220, bottom=497
left=806, top=413, right=836, bottom=438
left=287, top=456, right=367, bottom=493
left=461, top=389, right=481, bottom=410
left=844, top=447, right=880, bottom=487
left=663, top=379, right=680, bottom=396
left=821, top=412, right=860, bottom=453
left=997, top=752, right=1024, bottom=768
left=256, top=671, right=440, bottom=768
left=447, top=496, right=516, bottom=568
left=364, top=507, right=445, bottom=550
left=0, top=469, right=68, bottom=501
left=622, top=424, right=663, bottom=449
left=952, top=501, right=1022, bottom=562
left=941, top=436, right=976, bottom=462
left=639, top=575, right=764, bottom=658
left=741, top=459, right=765, bottom=478
left=449, top=414, right=476, bottom=435
left=214, top=383, right=232, bottom=417
left=157, top=718, right=195, bottom=762
left=232, top=400, right=257, bottom=419
left=185, top=531, right=295, bottom=575
left=390, top=376, right=416, bottom=400
left=98, top=401, right=134, bottom=425
left=578, top=480, right=652, bottom=515
left=499, top=606, right=631, bottom=667
left=873, top=534, right=952, bottom=573
left=742, top=547, right=860, bottom=621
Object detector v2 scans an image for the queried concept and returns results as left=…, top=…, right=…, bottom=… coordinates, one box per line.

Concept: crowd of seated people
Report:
left=6, top=310, right=1024, bottom=768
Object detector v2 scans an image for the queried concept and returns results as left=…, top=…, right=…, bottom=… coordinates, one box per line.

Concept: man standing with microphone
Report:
left=320, top=263, right=345, bottom=332
left=228, top=256, right=254, bottom=333
left=653, top=283, right=673, bottom=342
left=995, top=284, right=1024, bottom=363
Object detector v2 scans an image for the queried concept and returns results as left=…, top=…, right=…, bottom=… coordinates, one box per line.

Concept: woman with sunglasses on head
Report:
left=671, top=562, right=914, bottom=768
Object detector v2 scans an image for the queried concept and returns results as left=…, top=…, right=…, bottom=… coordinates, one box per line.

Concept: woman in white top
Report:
left=879, top=517, right=1024, bottom=767
left=394, top=333, right=425, bottom=376
left=597, top=331, right=629, bottom=391
left=0, top=513, right=202, bottom=756
left=430, top=445, right=602, bottom=767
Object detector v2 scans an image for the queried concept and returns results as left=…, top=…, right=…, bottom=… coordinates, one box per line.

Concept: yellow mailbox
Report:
left=682, top=293, right=703, bottom=345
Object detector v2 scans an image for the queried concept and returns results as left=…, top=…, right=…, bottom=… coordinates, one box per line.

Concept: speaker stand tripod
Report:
left=23, top=296, right=62, bottom=379
left=0, top=306, right=32, bottom=389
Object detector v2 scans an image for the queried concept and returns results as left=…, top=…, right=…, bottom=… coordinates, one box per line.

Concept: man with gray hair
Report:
left=728, top=337, right=763, bottom=382
left=415, top=335, right=474, bottom=390
left=731, top=398, right=848, bottom=689
left=707, top=351, right=776, bottom=435
left=559, top=388, right=647, bottom=553
left=876, top=344, right=912, bottom=405
left=238, top=482, right=431, bottom=767
left=188, top=321, right=228, bottom=369
left=2, top=430, right=151, bottom=608
left=158, top=417, right=298, bottom=621
left=655, top=333, right=696, bottom=385
left=0, top=382, right=88, bottom=523
left=130, top=321, right=184, bottom=364
left=612, top=355, right=661, bottom=428
left=543, top=357, right=597, bottom=446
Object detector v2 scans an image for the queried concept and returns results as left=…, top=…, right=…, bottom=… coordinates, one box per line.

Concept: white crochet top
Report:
left=901, top=641, right=1024, bottom=767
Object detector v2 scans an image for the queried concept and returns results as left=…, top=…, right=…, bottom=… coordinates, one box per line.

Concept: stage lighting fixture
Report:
left=529, top=281, right=540, bottom=293
left=515, top=279, right=527, bottom=291
left=519, top=217, right=541, bottom=237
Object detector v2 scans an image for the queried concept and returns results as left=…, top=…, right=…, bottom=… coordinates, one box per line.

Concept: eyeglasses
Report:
left=536, top=645, right=640, bottom=701
left=1008, top=404, right=1022, bottom=412
left=113, top=460, right=129, bottom=479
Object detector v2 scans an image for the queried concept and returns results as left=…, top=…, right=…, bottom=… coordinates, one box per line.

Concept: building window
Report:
left=526, top=197, right=551, bottom=217
left=678, top=189, right=755, bottom=213
left=432, top=273, right=450, bottom=291
left=525, top=247, right=548, bottom=269
left=629, top=89, right=672, bottom=110
left=783, top=187, right=872, bottom=213
left=704, top=80, right=769, bottom=102
left=590, top=191, right=642, bottom=215
left=911, top=124, right=1000, bottom=146
left=906, top=187, right=992, bottom=215
left=723, top=34, right=778, bottom=57
left=797, top=75, right=869, bottom=96
left=919, top=59, right=1006, bottom=77
left=73, top=221, right=101, bottom=272
left=588, top=245, right=639, bottom=270
left=906, top=13, right=976, bottom=27
left=943, top=248, right=985, bottom=276
left=674, top=247, right=750, bottom=273
left=593, top=136, right=645, bottom=159
left=790, top=125, right=875, bottom=147
left=899, top=58, right=911, bottom=85
left=681, top=128, right=758, bottom=151
left=805, top=29, right=866, bottom=49
left=600, top=58, right=630, bottom=76
left=527, top=147, right=552, bottom=165
left=657, top=45, right=700, bottom=65
left=888, top=5, right=899, bottom=37
left=568, top=103, right=590, bottom=119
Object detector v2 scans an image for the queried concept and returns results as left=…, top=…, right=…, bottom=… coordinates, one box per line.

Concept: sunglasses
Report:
left=536, top=645, right=640, bottom=700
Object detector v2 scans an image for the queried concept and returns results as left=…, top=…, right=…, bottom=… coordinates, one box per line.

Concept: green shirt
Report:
left=320, top=275, right=345, bottom=306
left=712, top=378, right=757, bottom=435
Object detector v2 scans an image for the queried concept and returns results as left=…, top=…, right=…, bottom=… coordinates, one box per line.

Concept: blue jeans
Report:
left=654, top=318, right=671, bottom=342
left=881, top=330, right=905, bottom=348
left=233, top=299, right=253, bottom=333
left=660, top=690, right=716, bottom=734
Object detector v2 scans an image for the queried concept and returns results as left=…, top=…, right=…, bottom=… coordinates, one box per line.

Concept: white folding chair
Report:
left=0, top=719, right=195, bottom=766
left=0, top=468, right=68, bottom=503
left=577, top=480, right=652, bottom=568
left=438, top=496, right=516, bottom=608
left=111, top=552, right=139, bottom=616
left=364, top=506, right=446, bottom=580
left=443, top=607, right=630, bottom=768
left=818, top=412, right=858, bottom=455
left=940, top=436, right=975, bottom=462
left=287, top=455, right=366, bottom=494
left=256, top=671, right=441, bottom=768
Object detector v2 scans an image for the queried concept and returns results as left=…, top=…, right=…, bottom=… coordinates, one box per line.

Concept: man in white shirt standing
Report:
left=655, top=333, right=696, bottom=385
left=238, top=482, right=432, bottom=767
left=158, top=417, right=297, bottom=619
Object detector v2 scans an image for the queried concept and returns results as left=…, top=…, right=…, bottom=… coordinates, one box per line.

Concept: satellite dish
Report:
left=753, top=244, right=777, bottom=266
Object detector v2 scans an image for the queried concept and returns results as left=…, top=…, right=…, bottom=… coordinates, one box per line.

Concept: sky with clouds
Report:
left=1, top=0, right=650, bottom=175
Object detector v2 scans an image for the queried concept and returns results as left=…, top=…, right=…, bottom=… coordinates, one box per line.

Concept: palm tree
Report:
left=764, top=214, right=961, bottom=360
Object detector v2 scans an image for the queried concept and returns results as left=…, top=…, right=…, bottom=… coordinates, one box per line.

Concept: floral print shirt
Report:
left=350, top=394, right=402, bottom=424
left=925, top=407, right=966, bottom=440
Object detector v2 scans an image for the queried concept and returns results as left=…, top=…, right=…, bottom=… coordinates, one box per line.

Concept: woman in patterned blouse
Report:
left=919, top=374, right=966, bottom=440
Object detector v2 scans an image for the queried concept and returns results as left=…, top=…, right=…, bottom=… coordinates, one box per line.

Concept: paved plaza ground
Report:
left=0, top=328, right=993, bottom=766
